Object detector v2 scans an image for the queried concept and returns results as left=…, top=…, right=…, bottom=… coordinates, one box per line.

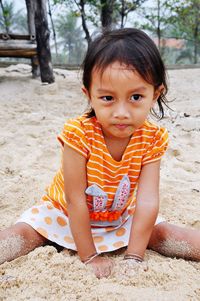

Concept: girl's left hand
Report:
left=117, top=258, right=148, bottom=277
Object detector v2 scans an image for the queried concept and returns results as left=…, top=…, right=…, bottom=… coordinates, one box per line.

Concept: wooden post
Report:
left=34, top=0, right=54, bottom=83
left=25, top=0, right=39, bottom=78
left=25, top=0, right=36, bottom=39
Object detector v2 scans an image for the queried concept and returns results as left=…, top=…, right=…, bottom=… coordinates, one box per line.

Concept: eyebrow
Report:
left=96, top=86, right=148, bottom=93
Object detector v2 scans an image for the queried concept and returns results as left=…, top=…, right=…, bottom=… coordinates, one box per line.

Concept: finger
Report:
left=140, top=262, right=148, bottom=272
left=95, top=267, right=102, bottom=279
left=105, top=267, right=112, bottom=277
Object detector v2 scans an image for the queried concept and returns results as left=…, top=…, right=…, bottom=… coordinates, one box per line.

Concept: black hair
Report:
left=82, top=28, right=169, bottom=119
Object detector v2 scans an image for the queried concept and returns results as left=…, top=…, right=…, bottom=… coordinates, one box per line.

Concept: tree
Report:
left=99, top=0, right=148, bottom=30
left=47, top=0, right=58, bottom=57
left=167, top=0, right=200, bottom=64
left=0, top=2, right=28, bottom=34
left=34, top=0, right=55, bottom=83
left=56, top=11, right=85, bottom=63
left=100, top=0, right=115, bottom=29
left=13, top=11, right=28, bottom=34
left=138, top=0, right=171, bottom=53
left=53, top=0, right=148, bottom=44
left=53, top=0, right=93, bottom=45
left=0, top=0, right=18, bottom=33
left=0, top=1, right=28, bottom=34
left=117, top=0, right=147, bottom=28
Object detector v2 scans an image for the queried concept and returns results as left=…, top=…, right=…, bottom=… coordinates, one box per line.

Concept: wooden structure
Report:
left=0, top=0, right=54, bottom=83
left=0, top=33, right=39, bottom=77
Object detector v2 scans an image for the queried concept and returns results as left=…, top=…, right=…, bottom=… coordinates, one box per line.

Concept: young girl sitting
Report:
left=0, top=28, right=199, bottom=279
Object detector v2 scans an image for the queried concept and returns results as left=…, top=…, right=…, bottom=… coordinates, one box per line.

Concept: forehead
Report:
left=93, top=61, right=134, bottom=77
left=91, top=61, right=150, bottom=88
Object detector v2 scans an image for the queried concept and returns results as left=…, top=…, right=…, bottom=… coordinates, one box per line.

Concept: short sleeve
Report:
left=142, top=127, right=169, bottom=165
left=57, top=119, right=90, bottom=158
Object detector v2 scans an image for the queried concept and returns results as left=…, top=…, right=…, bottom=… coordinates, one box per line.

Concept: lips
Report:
left=114, top=124, right=129, bottom=130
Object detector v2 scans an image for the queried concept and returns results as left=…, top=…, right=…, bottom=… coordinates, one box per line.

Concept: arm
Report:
left=63, top=143, right=96, bottom=261
left=63, top=143, right=114, bottom=278
left=126, top=160, right=161, bottom=258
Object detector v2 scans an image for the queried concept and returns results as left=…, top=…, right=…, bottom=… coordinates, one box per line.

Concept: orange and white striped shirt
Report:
left=42, top=114, right=168, bottom=218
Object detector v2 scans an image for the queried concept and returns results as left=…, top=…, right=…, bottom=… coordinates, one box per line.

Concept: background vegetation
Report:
left=0, top=0, right=200, bottom=65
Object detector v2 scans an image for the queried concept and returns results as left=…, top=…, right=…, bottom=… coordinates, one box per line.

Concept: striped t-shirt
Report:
left=42, top=114, right=168, bottom=217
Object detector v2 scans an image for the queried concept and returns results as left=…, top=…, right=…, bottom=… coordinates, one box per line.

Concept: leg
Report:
left=148, top=222, right=200, bottom=261
left=0, top=222, right=47, bottom=264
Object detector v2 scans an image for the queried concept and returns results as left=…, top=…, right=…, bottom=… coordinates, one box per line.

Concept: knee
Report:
left=148, top=222, right=171, bottom=249
left=153, top=222, right=171, bottom=242
left=12, top=223, right=46, bottom=244
left=13, top=222, right=32, bottom=239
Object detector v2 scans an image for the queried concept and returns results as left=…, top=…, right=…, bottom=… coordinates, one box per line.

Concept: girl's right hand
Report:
left=86, top=256, right=114, bottom=279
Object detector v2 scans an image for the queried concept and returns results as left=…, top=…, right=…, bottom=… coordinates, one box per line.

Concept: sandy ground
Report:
left=0, top=64, right=199, bottom=301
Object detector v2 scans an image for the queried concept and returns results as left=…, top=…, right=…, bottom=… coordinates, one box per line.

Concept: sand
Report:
left=0, top=64, right=199, bottom=300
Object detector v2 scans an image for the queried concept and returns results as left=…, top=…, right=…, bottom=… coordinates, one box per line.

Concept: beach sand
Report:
left=0, top=64, right=199, bottom=300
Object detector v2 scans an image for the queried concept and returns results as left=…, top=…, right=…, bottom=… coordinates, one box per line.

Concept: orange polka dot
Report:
left=31, top=208, right=39, bottom=214
left=113, top=241, right=125, bottom=248
left=98, top=245, right=108, bottom=252
left=115, top=227, right=126, bottom=237
left=57, top=216, right=67, bottom=227
left=44, top=217, right=52, bottom=225
left=53, top=234, right=58, bottom=238
left=30, top=218, right=35, bottom=221
left=93, top=236, right=104, bottom=243
left=47, top=204, right=53, bottom=210
left=64, top=236, right=74, bottom=243
left=36, top=228, right=48, bottom=238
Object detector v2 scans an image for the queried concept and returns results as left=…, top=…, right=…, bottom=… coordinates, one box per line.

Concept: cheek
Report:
left=132, top=104, right=151, bottom=120
left=92, top=105, right=107, bottom=119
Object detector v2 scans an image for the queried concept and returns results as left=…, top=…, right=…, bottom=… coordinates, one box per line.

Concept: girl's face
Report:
left=83, top=61, right=162, bottom=140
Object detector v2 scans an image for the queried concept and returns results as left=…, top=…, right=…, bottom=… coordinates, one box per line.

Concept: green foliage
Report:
left=0, top=0, right=14, bottom=32
left=166, top=0, right=200, bottom=63
left=55, top=10, right=86, bottom=64
left=0, top=0, right=28, bottom=34
left=115, top=0, right=147, bottom=27
left=139, top=0, right=171, bottom=35
left=167, top=0, right=200, bottom=40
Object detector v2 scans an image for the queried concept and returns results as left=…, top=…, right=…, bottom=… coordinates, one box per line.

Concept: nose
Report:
left=112, top=102, right=130, bottom=119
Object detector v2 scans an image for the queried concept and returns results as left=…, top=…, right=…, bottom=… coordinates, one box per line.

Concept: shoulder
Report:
left=139, top=121, right=169, bottom=165
left=64, top=114, right=98, bottom=134
left=57, top=114, right=98, bottom=157
left=58, top=114, right=100, bottom=149
left=136, top=120, right=168, bottom=144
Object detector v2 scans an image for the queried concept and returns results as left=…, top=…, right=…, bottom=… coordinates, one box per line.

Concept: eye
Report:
left=101, top=96, right=113, bottom=102
left=130, top=94, right=142, bottom=102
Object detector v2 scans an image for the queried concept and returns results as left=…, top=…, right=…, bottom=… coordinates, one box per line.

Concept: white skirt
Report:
left=17, top=201, right=165, bottom=253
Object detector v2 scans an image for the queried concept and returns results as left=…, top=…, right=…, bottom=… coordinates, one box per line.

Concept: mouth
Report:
left=114, top=124, right=129, bottom=130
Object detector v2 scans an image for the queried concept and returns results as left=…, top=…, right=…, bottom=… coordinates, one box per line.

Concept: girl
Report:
left=0, top=28, right=199, bottom=279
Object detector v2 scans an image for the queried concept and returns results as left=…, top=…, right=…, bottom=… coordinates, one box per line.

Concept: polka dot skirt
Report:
left=17, top=201, right=164, bottom=253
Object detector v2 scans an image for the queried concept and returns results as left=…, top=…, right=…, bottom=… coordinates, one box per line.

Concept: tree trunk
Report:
left=193, top=2, right=199, bottom=64
left=194, top=25, right=198, bottom=64
left=47, top=0, right=58, bottom=57
left=79, top=0, right=91, bottom=45
left=25, top=0, right=39, bottom=78
left=25, top=0, right=36, bottom=39
left=157, top=0, right=161, bottom=51
left=35, top=0, right=54, bottom=83
left=100, top=0, right=114, bottom=30
left=120, top=0, right=125, bottom=28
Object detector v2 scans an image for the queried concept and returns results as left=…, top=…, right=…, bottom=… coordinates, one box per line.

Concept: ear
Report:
left=82, top=85, right=90, bottom=100
left=152, top=84, right=164, bottom=106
